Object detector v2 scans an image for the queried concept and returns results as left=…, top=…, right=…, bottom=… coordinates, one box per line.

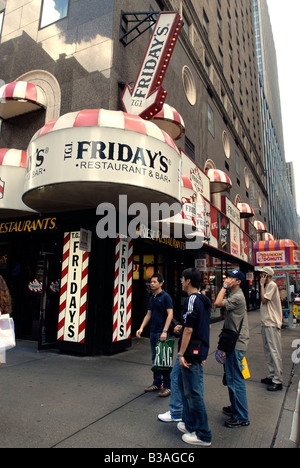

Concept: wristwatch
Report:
left=163, top=329, right=168, bottom=333
left=222, top=284, right=228, bottom=289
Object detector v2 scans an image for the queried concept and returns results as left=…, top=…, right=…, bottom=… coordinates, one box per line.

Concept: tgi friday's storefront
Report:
left=0, top=108, right=181, bottom=353
left=193, top=173, right=256, bottom=319
left=0, top=106, right=256, bottom=355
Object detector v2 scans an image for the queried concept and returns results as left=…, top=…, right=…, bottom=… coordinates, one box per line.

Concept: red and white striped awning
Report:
left=0, top=81, right=46, bottom=120
left=0, top=148, right=27, bottom=168
left=181, top=174, right=195, bottom=191
left=24, top=109, right=182, bottom=213
left=254, top=220, right=267, bottom=232
left=0, top=148, right=36, bottom=218
left=237, top=202, right=255, bottom=218
left=157, top=174, right=197, bottom=235
left=151, top=104, right=185, bottom=141
left=264, top=233, right=275, bottom=241
left=31, top=108, right=179, bottom=153
left=205, top=169, right=232, bottom=193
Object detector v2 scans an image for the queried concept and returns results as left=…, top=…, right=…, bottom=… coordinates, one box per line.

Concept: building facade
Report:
left=0, top=0, right=267, bottom=354
left=253, top=0, right=299, bottom=243
left=286, top=162, right=297, bottom=211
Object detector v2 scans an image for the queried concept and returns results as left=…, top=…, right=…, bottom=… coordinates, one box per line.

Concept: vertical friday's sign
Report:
left=57, top=232, right=89, bottom=343
left=113, top=236, right=133, bottom=342
left=121, top=11, right=183, bottom=119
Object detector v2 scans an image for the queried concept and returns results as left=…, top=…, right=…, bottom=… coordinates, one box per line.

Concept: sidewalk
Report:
left=0, top=310, right=299, bottom=449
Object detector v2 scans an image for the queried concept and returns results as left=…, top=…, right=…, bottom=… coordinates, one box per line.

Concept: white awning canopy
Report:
left=151, top=104, right=185, bottom=141
left=254, top=220, right=267, bottom=232
left=205, top=169, right=232, bottom=193
left=0, top=81, right=46, bottom=120
left=237, top=202, right=255, bottom=218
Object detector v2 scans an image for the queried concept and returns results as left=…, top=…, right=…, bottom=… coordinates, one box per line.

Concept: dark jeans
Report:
left=225, top=349, right=249, bottom=422
left=150, top=332, right=171, bottom=389
left=178, top=361, right=212, bottom=443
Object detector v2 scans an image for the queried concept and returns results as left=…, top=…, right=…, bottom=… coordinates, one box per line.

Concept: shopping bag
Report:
left=242, top=357, right=251, bottom=379
left=0, top=314, right=16, bottom=352
left=151, top=338, right=175, bottom=373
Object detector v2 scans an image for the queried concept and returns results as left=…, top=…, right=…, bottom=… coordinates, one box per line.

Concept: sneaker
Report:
left=222, top=406, right=234, bottom=416
left=158, top=411, right=182, bottom=423
left=267, top=383, right=282, bottom=392
left=158, top=388, right=171, bottom=397
left=144, top=384, right=160, bottom=392
left=177, top=422, right=189, bottom=434
left=261, top=377, right=273, bottom=385
left=182, top=432, right=212, bottom=447
left=224, top=417, right=250, bottom=428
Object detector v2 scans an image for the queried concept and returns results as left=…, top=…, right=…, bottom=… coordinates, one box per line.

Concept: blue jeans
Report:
left=225, top=349, right=249, bottom=422
left=169, top=356, right=183, bottom=418
left=150, top=332, right=171, bottom=389
left=178, top=361, right=212, bottom=443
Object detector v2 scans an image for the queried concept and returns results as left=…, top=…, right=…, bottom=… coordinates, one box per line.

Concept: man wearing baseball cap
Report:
left=258, top=266, right=283, bottom=391
left=215, top=270, right=250, bottom=428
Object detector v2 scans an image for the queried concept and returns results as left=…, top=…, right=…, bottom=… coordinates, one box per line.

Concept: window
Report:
left=235, top=194, right=242, bottom=206
left=40, top=0, right=69, bottom=29
left=207, top=104, right=215, bottom=137
left=182, top=9, right=191, bottom=39
left=217, top=8, right=222, bottom=42
left=244, top=167, right=250, bottom=189
left=185, top=137, right=195, bottom=160
left=222, top=130, right=231, bottom=159
left=203, top=9, right=209, bottom=36
left=218, top=46, right=223, bottom=68
left=0, top=10, right=4, bottom=38
left=204, top=159, right=216, bottom=171
left=204, top=56, right=211, bottom=76
left=235, top=151, right=240, bottom=176
left=182, top=66, right=196, bottom=105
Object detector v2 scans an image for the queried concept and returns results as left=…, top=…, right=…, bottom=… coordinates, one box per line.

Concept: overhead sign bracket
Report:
left=120, top=11, right=159, bottom=46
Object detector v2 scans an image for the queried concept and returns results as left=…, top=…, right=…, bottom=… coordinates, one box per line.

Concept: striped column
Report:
left=126, top=239, right=133, bottom=339
left=57, top=232, right=90, bottom=343
left=113, top=236, right=133, bottom=343
left=78, top=251, right=89, bottom=344
left=57, top=232, right=70, bottom=341
left=113, top=236, right=121, bottom=342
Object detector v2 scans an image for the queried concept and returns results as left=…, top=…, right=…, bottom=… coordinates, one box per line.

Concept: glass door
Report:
left=9, top=234, right=62, bottom=347
left=37, top=252, right=61, bottom=349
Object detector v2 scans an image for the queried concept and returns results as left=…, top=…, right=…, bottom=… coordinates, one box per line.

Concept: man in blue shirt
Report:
left=136, top=274, right=173, bottom=397
left=177, top=268, right=212, bottom=446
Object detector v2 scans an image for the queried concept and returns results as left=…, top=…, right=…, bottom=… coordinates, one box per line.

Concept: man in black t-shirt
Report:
left=136, top=273, right=173, bottom=397
left=177, top=268, right=212, bottom=447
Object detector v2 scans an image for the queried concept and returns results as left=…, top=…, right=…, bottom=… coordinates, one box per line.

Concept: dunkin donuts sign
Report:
left=256, top=250, right=285, bottom=265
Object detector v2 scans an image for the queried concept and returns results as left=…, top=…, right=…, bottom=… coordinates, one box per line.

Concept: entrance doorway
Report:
left=8, top=233, right=63, bottom=348
left=131, top=240, right=194, bottom=336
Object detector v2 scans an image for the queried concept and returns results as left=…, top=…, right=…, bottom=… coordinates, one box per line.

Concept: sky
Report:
left=266, top=0, right=300, bottom=214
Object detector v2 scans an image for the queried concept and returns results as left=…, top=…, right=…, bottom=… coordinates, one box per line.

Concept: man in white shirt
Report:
left=259, top=266, right=283, bottom=391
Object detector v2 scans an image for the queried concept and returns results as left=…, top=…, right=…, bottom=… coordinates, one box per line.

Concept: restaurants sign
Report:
left=122, top=11, right=183, bottom=119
